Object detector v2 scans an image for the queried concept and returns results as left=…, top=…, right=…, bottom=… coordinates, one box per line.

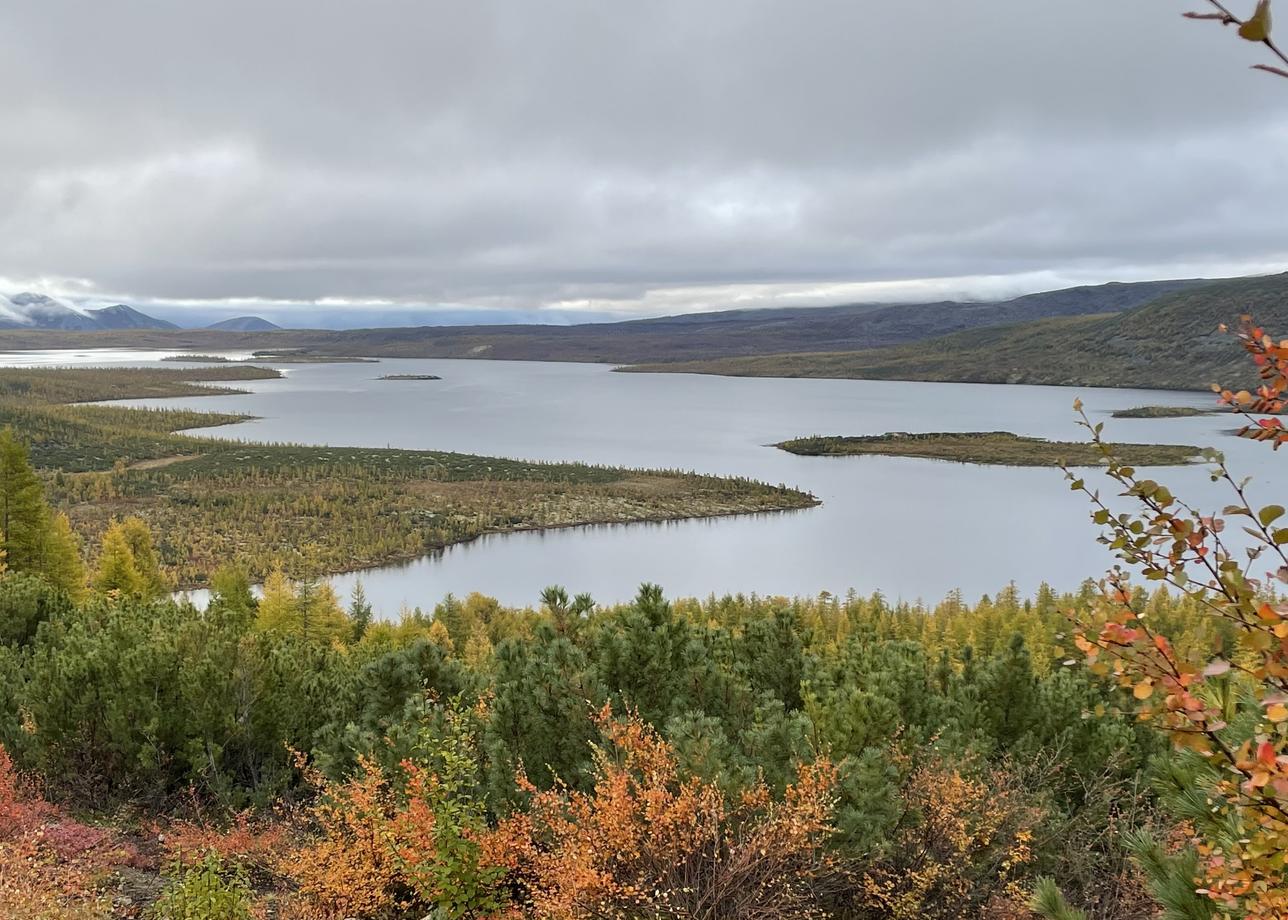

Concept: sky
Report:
left=1, top=1, right=1287, bottom=328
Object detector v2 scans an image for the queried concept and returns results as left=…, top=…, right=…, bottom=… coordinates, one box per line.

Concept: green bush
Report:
left=150, top=853, right=252, bottom=920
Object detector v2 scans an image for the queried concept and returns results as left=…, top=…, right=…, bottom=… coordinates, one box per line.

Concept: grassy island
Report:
left=161, top=353, right=235, bottom=363
left=379, top=373, right=442, bottom=380
left=1110, top=405, right=1214, bottom=419
left=0, top=365, right=814, bottom=587
left=164, top=353, right=376, bottom=364
left=775, top=431, right=1203, bottom=467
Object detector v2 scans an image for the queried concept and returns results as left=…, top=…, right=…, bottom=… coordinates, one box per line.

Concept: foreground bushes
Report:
left=0, top=571, right=1194, bottom=917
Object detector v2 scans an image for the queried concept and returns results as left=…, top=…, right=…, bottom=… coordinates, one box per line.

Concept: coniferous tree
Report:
left=594, top=583, right=692, bottom=726
left=349, top=581, right=374, bottom=642
left=484, top=624, right=604, bottom=804
left=977, top=632, right=1038, bottom=750
left=91, top=521, right=146, bottom=599
left=209, top=564, right=256, bottom=620
left=36, top=512, right=85, bottom=601
left=117, top=516, right=167, bottom=598
left=256, top=569, right=348, bottom=644
left=256, top=566, right=297, bottom=634
left=0, top=428, right=48, bottom=573
left=0, top=572, right=74, bottom=648
left=738, top=607, right=806, bottom=709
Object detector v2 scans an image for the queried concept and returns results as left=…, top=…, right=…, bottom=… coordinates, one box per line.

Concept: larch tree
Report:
left=117, top=516, right=167, bottom=599
left=256, top=568, right=349, bottom=644
left=91, top=521, right=146, bottom=599
left=91, top=517, right=166, bottom=601
left=0, top=428, right=50, bottom=573
left=36, top=512, right=85, bottom=602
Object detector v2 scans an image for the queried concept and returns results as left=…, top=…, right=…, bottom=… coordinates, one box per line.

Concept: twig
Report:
left=1187, top=0, right=1288, bottom=77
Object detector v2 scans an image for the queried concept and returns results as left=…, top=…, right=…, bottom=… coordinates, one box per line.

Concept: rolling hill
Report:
left=86, top=304, right=179, bottom=330
left=0, top=275, right=1269, bottom=393
left=206, top=316, right=281, bottom=331
left=0, top=277, right=1212, bottom=365
left=621, top=272, right=1288, bottom=391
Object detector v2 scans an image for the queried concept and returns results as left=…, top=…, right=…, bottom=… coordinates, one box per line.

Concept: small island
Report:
left=774, top=431, right=1204, bottom=467
left=1111, top=405, right=1214, bottom=419
left=378, top=374, right=442, bottom=381
left=163, top=353, right=376, bottom=365
left=253, top=353, right=377, bottom=364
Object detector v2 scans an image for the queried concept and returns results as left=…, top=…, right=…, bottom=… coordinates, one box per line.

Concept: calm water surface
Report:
left=8, top=349, right=1280, bottom=612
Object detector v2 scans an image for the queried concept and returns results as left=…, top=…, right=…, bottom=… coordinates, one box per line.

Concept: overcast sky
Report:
left=1, top=1, right=1286, bottom=326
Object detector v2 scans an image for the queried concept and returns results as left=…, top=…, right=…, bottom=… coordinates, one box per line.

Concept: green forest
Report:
left=0, top=491, right=1219, bottom=919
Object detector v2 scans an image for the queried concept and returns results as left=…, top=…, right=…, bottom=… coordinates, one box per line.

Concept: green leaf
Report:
left=1260, top=505, right=1286, bottom=527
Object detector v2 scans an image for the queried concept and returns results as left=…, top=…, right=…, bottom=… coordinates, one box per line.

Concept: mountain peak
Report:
left=0, top=294, right=175, bottom=331
left=86, top=303, right=178, bottom=330
left=206, top=316, right=281, bottom=331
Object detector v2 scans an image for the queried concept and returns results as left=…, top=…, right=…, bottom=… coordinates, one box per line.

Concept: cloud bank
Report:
left=0, top=1, right=1285, bottom=324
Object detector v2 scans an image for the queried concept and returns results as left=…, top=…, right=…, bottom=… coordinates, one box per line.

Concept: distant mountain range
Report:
left=0, top=274, right=1282, bottom=391
left=30, top=276, right=1181, bottom=365
left=0, top=293, right=278, bottom=332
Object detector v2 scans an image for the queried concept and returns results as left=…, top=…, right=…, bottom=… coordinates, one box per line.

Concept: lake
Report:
left=8, top=350, right=1281, bottom=612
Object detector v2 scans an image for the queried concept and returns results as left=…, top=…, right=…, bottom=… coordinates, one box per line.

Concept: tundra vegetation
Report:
left=3, top=5, right=1288, bottom=918
left=1110, top=406, right=1215, bottom=419
left=0, top=364, right=813, bottom=587
left=774, top=432, right=1203, bottom=468
left=0, top=315, right=1281, bottom=917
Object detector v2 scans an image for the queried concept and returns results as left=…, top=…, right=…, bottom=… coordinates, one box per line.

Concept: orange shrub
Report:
left=278, top=756, right=402, bottom=920
left=161, top=807, right=291, bottom=884
left=487, top=706, right=839, bottom=920
left=850, top=753, right=1041, bottom=920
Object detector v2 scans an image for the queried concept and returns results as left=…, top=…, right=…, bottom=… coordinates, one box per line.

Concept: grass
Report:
left=1110, top=405, right=1214, bottom=419
left=163, top=353, right=377, bottom=364
left=774, top=431, right=1203, bottom=467
left=0, top=365, right=280, bottom=403
left=1, top=365, right=816, bottom=586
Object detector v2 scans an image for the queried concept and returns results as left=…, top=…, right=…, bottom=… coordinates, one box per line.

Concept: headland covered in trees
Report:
left=0, top=364, right=814, bottom=589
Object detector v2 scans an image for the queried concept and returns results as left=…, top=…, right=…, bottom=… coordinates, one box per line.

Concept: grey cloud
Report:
left=0, top=1, right=1285, bottom=321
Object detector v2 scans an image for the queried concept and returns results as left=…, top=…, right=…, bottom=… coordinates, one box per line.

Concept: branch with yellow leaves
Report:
left=1185, top=0, right=1288, bottom=77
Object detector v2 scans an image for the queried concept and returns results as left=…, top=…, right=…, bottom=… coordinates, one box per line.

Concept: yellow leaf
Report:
left=1240, top=0, right=1273, bottom=41
left=1267, top=703, right=1288, bottom=722
left=1133, top=679, right=1154, bottom=700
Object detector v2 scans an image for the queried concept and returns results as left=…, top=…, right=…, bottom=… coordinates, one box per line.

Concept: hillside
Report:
left=0, top=293, right=175, bottom=331
left=0, top=277, right=1213, bottom=363
left=207, top=315, right=281, bottom=331
left=622, top=272, right=1288, bottom=391
left=85, top=303, right=178, bottom=330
